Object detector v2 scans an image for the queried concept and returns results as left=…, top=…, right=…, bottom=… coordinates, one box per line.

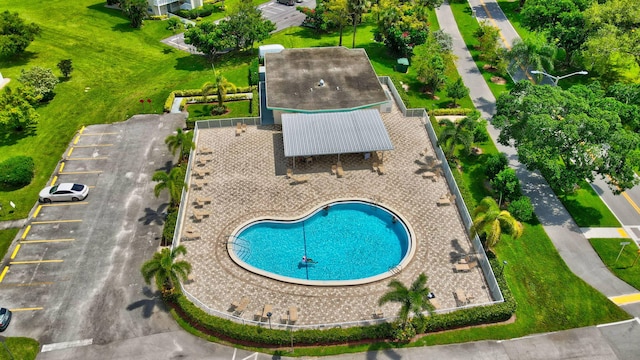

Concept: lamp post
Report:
left=498, top=260, right=508, bottom=277
left=267, top=312, right=272, bottom=330
left=530, top=70, right=588, bottom=86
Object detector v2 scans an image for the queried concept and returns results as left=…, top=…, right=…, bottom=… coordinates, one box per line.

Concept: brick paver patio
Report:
left=178, top=100, right=492, bottom=327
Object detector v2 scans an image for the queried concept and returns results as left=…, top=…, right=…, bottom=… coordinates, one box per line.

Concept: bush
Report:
left=0, top=156, right=35, bottom=190
left=484, top=153, right=508, bottom=180
left=164, top=92, right=176, bottom=113
left=491, top=168, right=522, bottom=202
left=210, top=105, right=226, bottom=116
left=248, top=58, right=259, bottom=87
left=508, top=196, right=535, bottom=222
left=473, top=119, right=490, bottom=143
left=431, top=108, right=475, bottom=116
left=162, top=209, right=178, bottom=246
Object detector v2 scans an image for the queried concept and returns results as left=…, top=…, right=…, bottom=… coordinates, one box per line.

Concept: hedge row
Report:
left=164, top=92, right=176, bottom=113
left=431, top=108, right=475, bottom=116
left=164, top=87, right=254, bottom=112
left=169, top=257, right=515, bottom=346
left=163, top=209, right=178, bottom=246
left=184, top=93, right=251, bottom=104
left=175, top=3, right=222, bottom=19
left=0, top=156, right=35, bottom=190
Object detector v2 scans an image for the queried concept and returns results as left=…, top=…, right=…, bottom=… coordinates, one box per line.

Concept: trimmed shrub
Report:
left=249, top=58, right=260, bottom=87
left=0, top=156, right=35, bottom=190
left=484, top=153, right=508, bottom=180
left=491, top=168, right=522, bottom=202
left=508, top=196, right=535, bottom=222
left=162, top=209, right=178, bottom=246
left=164, top=92, right=176, bottom=113
left=431, top=108, right=475, bottom=116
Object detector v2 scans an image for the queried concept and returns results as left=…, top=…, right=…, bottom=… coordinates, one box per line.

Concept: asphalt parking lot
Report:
left=0, top=114, right=185, bottom=348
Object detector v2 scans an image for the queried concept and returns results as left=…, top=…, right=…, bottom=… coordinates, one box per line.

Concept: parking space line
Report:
left=73, top=135, right=80, bottom=145
left=78, top=125, right=85, bottom=134
left=31, top=220, right=82, bottom=224
left=33, top=205, right=42, bottom=218
left=10, top=307, right=44, bottom=312
left=73, top=144, right=113, bottom=147
left=65, top=157, right=108, bottom=161
left=67, top=147, right=74, bottom=157
left=81, top=132, right=118, bottom=135
left=59, top=171, right=103, bottom=174
left=1, top=282, right=54, bottom=287
left=50, top=176, right=58, bottom=186
left=21, top=239, right=75, bottom=243
left=10, top=244, right=20, bottom=260
left=21, top=225, right=31, bottom=239
left=59, top=162, right=65, bottom=173
left=0, top=266, right=8, bottom=283
left=10, top=260, right=64, bottom=265
left=42, top=202, right=88, bottom=207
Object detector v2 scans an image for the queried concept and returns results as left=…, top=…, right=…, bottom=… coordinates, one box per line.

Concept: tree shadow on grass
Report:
left=558, top=197, right=603, bottom=227
left=86, top=3, right=127, bottom=19
left=112, top=22, right=139, bottom=33
left=174, top=54, right=210, bottom=72
left=0, top=127, right=36, bottom=147
left=0, top=50, right=39, bottom=68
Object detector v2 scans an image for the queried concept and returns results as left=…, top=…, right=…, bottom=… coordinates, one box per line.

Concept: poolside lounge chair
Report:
left=192, top=209, right=210, bottom=222
left=455, top=289, right=470, bottom=305
left=196, top=155, right=212, bottom=166
left=331, top=165, right=337, bottom=175
left=192, top=179, right=208, bottom=190
left=290, top=175, right=309, bottom=184
left=288, top=306, right=298, bottom=324
left=286, top=168, right=293, bottom=179
left=198, top=147, right=212, bottom=155
left=373, top=309, right=384, bottom=319
left=437, top=194, right=455, bottom=206
left=372, top=162, right=378, bottom=172
left=183, top=229, right=201, bottom=240
left=336, top=161, right=344, bottom=178
left=455, top=260, right=478, bottom=272
left=192, top=168, right=209, bottom=178
left=261, top=304, right=273, bottom=321
left=241, top=123, right=247, bottom=132
left=377, top=163, right=386, bottom=175
left=231, top=297, right=249, bottom=315
left=236, top=122, right=242, bottom=136
left=193, top=196, right=212, bottom=207
left=421, top=171, right=435, bottom=180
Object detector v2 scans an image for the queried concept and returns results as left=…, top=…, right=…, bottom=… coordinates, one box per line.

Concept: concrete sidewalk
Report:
left=434, top=0, right=640, bottom=315
left=0, top=218, right=26, bottom=230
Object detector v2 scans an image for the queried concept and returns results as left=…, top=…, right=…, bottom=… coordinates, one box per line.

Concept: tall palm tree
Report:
left=469, top=196, right=523, bottom=252
left=152, top=167, right=185, bottom=208
left=201, top=72, right=237, bottom=109
left=506, top=34, right=557, bottom=77
left=348, top=0, right=369, bottom=48
left=378, top=273, right=434, bottom=327
left=165, top=128, right=194, bottom=163
left=438, top=115, right=476, bottom=158
left=141, top=245, right=192, bottom=294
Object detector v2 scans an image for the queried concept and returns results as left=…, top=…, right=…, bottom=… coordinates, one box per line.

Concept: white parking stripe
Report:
left=41, top=338, right=93, bottom=352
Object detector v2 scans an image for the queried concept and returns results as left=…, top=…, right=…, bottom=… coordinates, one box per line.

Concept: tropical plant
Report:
left=201, top=71, right=237, bottom=114
left=378, top=272, right=434, bottom=327
left=446, top=77, right=469, bottom=108
left=505, top=34, right=556, bottom=76
left=348, top=0, right=369, bottom=48
left=437, top=113, right=477, bottom=158
left=469, top=196, right=523, bottom=252
left=152, top=166, right=186, bottom=207
left=166, top=17, right=182, bottom=34
left=141, top=245, right=192, bottom=294
left=165, top=128, right=194, bottom=163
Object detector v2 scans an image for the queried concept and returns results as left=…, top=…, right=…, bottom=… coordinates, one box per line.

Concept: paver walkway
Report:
left=435, top=0, right=640, bottom=313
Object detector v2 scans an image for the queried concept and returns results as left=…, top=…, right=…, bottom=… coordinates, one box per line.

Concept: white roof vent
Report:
left=318, top=79, right=325, bottom=87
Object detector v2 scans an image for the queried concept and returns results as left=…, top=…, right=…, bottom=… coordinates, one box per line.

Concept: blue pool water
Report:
left=231, top=201, right=410, bottom=283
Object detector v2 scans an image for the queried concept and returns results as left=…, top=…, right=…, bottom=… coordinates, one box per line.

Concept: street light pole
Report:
left=530, top=70, right=588, bottom=86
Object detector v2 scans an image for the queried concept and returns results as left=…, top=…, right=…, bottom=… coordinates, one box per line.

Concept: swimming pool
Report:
left=228, top=200, right=415, bottom=286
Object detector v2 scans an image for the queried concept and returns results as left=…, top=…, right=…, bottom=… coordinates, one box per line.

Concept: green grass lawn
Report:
left=558, top=180, right=620, bottom=227
left=590, top=238, right=640, bottom=290
left=0, top=0, right=255, bottom=220
left=186, top=99, right=258, bottom=119
left=0, top=228, right=19, bottom=260
left=0, top=337, right=39, bottom=360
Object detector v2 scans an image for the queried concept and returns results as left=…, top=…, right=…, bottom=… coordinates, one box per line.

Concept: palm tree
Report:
left=469, top=196, right=523, bottom=252
left=141, top=245, right=192, bottom=294
left=438, top=115, right=476, bottom=158
left=152, top=167, right=185, bottom=208
left=165, top=128, right=194, bottom=163
left=201, top=72, right=236, bottom=109
left=348, top=0, right=369, bottom=48
left=378, top=273, right=434, bottom=327
left=505, top=35, right=556, bottom=77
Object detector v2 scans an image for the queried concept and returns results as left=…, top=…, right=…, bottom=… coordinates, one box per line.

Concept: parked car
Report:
left=277, top=0, right=295, bottom=5
left=39, top=183, right=89, bottom=203
left=0, top=308, right=11, bottom=331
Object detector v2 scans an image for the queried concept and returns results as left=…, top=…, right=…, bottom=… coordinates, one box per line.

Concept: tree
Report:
left=484, top=152, right=509, bottom=180
left=437, top=113, right=477, bottom=158
left=505, top=34, right=556, bottom=76
left=325, top=0, right=351, bottom=46
left=415, top=52, right=446, bottom=94
left=141, top=245, right=192, bottom=295
left=225, top=2, right=276, bottom=50
left=152, top=167, right=185, bottom=208
left=165, top=128, right=194, bottom=163
left=18, top=66, right=59, bottom=102
left=446, top=77, right=469, bottom=108
left=348, top=0, right=369, bottom=48
left=121, top=0, right=148, bottom=29
left=0, top=11, right=41, bottom=58
left=491, top=168, right=522, bottom=204
left=201, top=71, right=236, bottom=114
left=57, top=59, right=73, bottom=78
left=378, top=272, right=434, bottom=327
left=166, top=17, right=182, bottom=34
left=184, top=21, right=234, bottom=62
left=494, top=81, right=640, bottom=193
left=469, top=197, right=523, bottom=252
left=0, top=87, right=39, bottom=133
left=373, top=0, right=431, bottom=58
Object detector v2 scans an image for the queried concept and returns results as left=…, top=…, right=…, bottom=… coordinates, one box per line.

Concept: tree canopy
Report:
left=0, top=86, right=39, bottom=134
left=494, top=81, right=640, bottom=193
left=121, top=0, right=147, bottom=29
left=18, top=66, right=59, bottom=101
left=0, top=11, right=41, bottom=58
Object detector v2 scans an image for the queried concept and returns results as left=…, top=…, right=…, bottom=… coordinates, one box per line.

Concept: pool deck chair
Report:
left=236, top=122, right=242, bottom=136
left=372, top=162, right=378, bottom=172
left=331, top=164, right=337, bottom=175
left=437, top=194, right=455, bottom=206
left=261, top=304, right=273, bottom=321
left=183, top=229, right=201, bottom=241
left=198, top=147, right=212, bottom=155
left=286, top=168, right=293, bottom=179
left=232, top=297, right=250, bottom=315
left=192, top=209, right=210, bottom=222
left=192, top=179, right=208, bottom=190
left=455, top=260, right=478, bottom=272
left=373, top=309, right=384, bottom=319
left=377, top=163, right=386, bottom=175
left=241, top=123, right=247, bottom=132
left=288, top=306, right=298, bottom=324
left=336, top=161, right=344, bottom=178
left=193, top=196, right=212, bottom=207
left=290, top=175, right=309, bottom=184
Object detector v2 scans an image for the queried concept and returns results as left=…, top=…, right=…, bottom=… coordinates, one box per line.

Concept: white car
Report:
left=39, top=183, right=89, bottom=203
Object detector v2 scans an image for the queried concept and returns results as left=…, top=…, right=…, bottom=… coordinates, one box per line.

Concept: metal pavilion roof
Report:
left=281, top=109, right=394, bottom=158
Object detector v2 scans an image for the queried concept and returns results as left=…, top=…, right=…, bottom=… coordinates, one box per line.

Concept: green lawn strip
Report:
left=589, top=238, right=640, bottom=290
left=495, top=0, right=530, bottom=40
left=0, top=1, right=252, bottom=219
left=186, top=99, right=258, bottom=119
left=0, top=337, right=39, bottom=360
left=0, top=228, right=19, bottom=260
left=557, top=180, right=620, bottom=228
left=448, top=2, right=513, bottom=98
